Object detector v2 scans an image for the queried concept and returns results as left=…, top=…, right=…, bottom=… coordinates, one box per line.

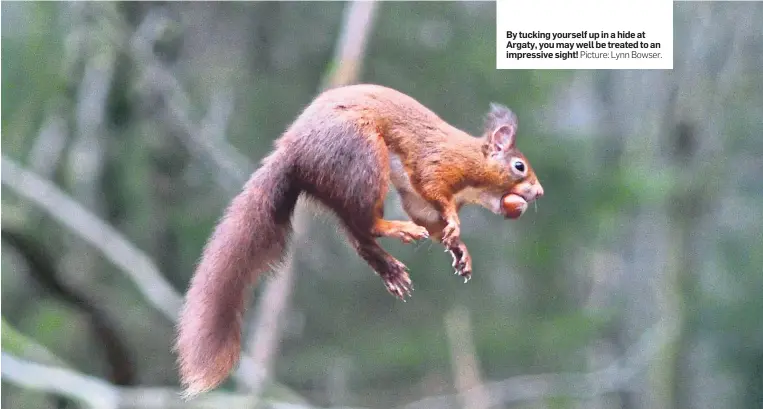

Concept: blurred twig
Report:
left=0, top=157, right=182, bottom=321
left=201, top=90, right=236, bottom=145
left=58, top=3, right=120, bottom=314
left=66, top=2, right=117, bottom=208
left=2, top=228, right=136, bottom=385
left=2, top=353, right=120, bottom=409
left=444, top=306, right=490, bottom=409
left=129, top=10, right=251, bottom=191
left=28, top=115, right=68, bottom=179
left=0, top=352, right=361, bottom=409
left=69, top=51, right=115, bottom=207
left=321, top=0, right=380, bottom=89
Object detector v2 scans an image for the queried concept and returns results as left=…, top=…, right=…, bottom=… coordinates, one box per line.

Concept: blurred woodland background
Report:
left=2, top=2, right=762, bottom=409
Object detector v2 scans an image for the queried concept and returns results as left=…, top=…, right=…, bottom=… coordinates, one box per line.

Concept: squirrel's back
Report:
left=290, top=84, right=467, bottom=143
left=284, top=85, right=476, bottom=180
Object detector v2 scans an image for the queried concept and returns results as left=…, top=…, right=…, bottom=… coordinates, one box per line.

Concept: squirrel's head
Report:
left=480, top=104, right=544, bottom=211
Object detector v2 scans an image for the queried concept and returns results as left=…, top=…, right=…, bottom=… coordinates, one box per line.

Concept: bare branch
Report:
left=1, top=352, right=365, bottom=409
left=1, top=157, right=182, bottom=321
left=28, top=115, right=68, bottom=179
left=444, top=306, right=490, bottom=409
left=66, top=2, right=117, bottom=209
left=200, top=90, right=235, bottom=144
left=129, top=10, right=251, bottom=191
left=322, top=0, right=380, bottom=89
left=69, top=57, right=114, bottom=205
left=2, top=352, right=120, bottom=409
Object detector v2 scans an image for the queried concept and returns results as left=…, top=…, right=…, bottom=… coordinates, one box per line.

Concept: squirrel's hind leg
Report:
left=346, top=232, right=413, bottom=300
left=295, top=122, right=419, bottom=298
left=332, top=181, right=418, bottom=299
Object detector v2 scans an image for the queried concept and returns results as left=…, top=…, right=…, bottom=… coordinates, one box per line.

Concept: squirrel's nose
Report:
left=535, top=184, right=544, bottom=199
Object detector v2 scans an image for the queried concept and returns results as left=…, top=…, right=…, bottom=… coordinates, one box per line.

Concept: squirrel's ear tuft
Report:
left=484, top=104, right=518, bottom=152
left=486, top=103, right=517, bottom=130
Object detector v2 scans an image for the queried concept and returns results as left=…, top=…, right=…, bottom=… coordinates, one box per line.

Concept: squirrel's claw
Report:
left=448, top=247, right=472, bottom=282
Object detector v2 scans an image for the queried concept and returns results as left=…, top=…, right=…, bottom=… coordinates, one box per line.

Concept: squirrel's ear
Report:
left=484, top=103, right=518, bottom=152
left=489, top=124, right=516, bottom=152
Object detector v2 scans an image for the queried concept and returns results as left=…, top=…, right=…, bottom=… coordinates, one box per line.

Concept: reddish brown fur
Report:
left=175, top=152, right=299, bottom=396
left=175, top=84, right=542, bottom=395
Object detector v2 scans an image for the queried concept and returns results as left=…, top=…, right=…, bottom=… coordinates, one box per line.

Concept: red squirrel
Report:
left=175, top=84, right=544, bottom=395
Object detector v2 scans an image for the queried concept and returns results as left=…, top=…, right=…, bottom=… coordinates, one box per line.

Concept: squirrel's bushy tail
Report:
left=175, top=150, right=299, bottom=396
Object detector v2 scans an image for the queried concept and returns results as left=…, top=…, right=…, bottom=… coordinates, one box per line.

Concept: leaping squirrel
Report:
left=175, top=84, right=544, bottom=395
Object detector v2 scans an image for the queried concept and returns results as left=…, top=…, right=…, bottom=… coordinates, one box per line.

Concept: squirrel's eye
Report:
left=513, top=161, right=525, bottom=173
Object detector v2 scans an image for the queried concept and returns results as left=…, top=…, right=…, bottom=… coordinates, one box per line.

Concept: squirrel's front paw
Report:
left=441, top=221, right=460, bottom=248
left=396, top=222, right=430, bottom=244
left=373, top=220, right=430, bottom=244
left=448, top=245, right=472, bottom=283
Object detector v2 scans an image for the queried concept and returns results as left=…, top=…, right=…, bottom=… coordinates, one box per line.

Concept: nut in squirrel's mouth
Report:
left=501, top=193, right=529, bottom=219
